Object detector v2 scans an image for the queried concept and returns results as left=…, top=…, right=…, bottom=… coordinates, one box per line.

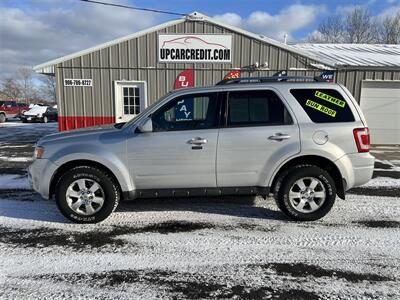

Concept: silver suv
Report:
left=29, top=77, right=374, bottom=223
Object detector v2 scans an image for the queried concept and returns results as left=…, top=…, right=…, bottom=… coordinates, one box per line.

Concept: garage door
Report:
left=360, top=81, right=400, bottom=145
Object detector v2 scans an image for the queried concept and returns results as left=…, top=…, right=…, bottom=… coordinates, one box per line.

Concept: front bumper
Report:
left=28, top=158, right=59, bottom=199
left=22, top=116, right=41, bottom=122
left=335, top=152, right=375, bottom=190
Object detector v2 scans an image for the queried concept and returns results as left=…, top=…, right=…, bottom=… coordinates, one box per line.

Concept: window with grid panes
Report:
left=123, top=87, right=140, bottom=115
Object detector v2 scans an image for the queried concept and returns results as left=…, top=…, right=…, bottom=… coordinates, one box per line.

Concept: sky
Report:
left=0, top=0, right=400, bottom=80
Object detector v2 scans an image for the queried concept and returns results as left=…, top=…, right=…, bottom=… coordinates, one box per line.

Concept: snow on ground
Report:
left=0, top=120, right=58, bottom=128
left=360, top=176, right=400, bottom=188
left=0, top=174, right=30, bottom=189
left=0, top=121, right=399, bottom=299
left=0, top=121, right=58, bottom=143
left=1, top=194, right=399, bottom=299
left=0, top=156, right=32, bottom=162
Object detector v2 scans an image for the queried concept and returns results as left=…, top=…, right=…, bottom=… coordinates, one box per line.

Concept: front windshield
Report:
left=121, top=93, right=171, bottom=129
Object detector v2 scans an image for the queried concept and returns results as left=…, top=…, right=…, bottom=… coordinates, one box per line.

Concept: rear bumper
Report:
left=335, top=152, right=375, bottom=190
left=28, top=158, right=58, bottom=199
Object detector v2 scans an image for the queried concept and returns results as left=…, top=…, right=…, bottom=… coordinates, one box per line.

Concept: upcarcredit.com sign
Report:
left=158, top=34, right=232, bottom=63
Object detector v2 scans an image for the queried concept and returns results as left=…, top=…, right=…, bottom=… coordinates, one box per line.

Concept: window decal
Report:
left=290, top=89, right=354, bottom=123
left=175, top=99, right=193, bottom=121
left=305, top=99, right=336, bottom=117
left=315, top=91, right=346, bottom=108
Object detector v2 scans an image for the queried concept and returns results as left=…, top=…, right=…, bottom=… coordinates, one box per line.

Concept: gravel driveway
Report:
left=1, top=122, right=399, bottom=299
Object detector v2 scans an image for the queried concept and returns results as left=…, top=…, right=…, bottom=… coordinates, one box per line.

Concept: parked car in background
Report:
left=21, top=105, right=58, bottom=123
left=43, top=106, right=58, bottom=123
left=0, top=100, right=29, bottom=122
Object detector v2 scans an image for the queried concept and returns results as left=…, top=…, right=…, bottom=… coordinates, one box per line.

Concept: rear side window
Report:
left=290, top=89, right=354, bottom=123
left=226, top=90, right=292, bottom=126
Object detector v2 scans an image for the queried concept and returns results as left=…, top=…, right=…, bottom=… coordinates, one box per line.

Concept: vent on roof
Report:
left=186, top=12, right=204, bottom=21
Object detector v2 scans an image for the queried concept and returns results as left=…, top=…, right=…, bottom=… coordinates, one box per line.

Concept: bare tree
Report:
left=17, top=68, right=38, bottom=100
left=379, top=12, right=400, bottom=44
left=0, top=68, right=40, bottom=101
left=345, top=8, right=377, bottom=43
left=308, top=7, right=384, bottom=44
left=39, top=75, right=57, bottom=102
left=309, top=15, right=345, bottom=43
left=0, top=77, right=22, bottom=99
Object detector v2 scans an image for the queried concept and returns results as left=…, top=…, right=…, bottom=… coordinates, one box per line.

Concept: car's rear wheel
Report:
left=42, top=116, right=48, bottom=123
left=0, top=113, right=5, bottom=123
left=55, top=166, right=120, bottom=223
left=275, top=165, right=336, bottom=221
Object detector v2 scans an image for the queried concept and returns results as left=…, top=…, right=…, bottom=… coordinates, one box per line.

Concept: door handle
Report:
left=268, top=133, right=291, bottom=141
left=187, top=137, right=208, bottom=145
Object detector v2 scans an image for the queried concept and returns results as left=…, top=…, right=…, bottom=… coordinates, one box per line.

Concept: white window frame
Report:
left=114, top=80, right=147, bottom=123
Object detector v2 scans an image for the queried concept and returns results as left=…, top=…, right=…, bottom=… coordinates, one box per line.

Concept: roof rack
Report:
left=215, top=76, right=327, bottom=86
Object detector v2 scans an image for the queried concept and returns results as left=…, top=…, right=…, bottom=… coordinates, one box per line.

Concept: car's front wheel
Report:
left=0, top=113, right=6, bottom=123
left=55, top=166, right=120, bottom=223
left=42, top=116, right=48, bottom=123
left=275, top=165, right=336, bottom=221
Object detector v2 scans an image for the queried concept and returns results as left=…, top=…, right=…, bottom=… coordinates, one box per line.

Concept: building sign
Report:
left=158, top=34, right=232, bottom=63
left=174, top=69, right=194, bottom=89
left=64, top=79, right=92, bottom=87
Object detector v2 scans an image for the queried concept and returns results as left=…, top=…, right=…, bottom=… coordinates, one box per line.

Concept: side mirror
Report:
left=136, top=117, right=153, bottom=133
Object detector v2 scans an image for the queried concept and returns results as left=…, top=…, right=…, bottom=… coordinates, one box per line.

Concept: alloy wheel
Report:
left=288, top=177, right=326, bottom=214
left=65, top=178, right=105, bottom=216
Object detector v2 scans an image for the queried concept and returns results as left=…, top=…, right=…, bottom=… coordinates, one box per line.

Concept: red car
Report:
left=0, top=101, right=30, bottom=123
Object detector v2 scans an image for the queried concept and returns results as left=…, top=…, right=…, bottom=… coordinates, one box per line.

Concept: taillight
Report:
left=353, top=128, right=370, bottom=153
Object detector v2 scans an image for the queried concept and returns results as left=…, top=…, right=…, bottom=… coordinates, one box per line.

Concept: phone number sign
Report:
left=64, top=79, right=92, bottom=87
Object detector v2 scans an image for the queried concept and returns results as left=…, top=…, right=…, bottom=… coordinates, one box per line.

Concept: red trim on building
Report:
left=58, top=116, right=115, bottom=131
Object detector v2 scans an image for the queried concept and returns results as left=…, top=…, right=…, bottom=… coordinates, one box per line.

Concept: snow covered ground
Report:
left=0, top=121, right=399, bottom=299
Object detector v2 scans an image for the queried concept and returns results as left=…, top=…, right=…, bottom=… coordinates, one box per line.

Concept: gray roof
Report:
left=33, top=12, right=334, bottom=74
left=34, top=12, right=400, bottom=74
left=294, top=44, right=400, bottom=68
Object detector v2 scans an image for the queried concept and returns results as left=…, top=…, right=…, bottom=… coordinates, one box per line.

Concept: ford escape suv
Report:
left=29, top=77, right=374, bottom=223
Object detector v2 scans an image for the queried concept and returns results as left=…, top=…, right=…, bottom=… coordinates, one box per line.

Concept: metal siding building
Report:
left=294, top=44, right=400, bottom=102
left=34, top=12, right=400, bottom=143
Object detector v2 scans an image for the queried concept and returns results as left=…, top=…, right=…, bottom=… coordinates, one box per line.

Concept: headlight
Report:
left=34, top=146, right=45, bottom=159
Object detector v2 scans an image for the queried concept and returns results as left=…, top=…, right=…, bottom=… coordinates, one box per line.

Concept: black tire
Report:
left=0, top=113, right=5, bottom=123
left=22, top=119, right=27, bottom=123
left=55, top=166, right=120, bottom=223
left=42, top=116, right=48, bottom=123
left=275, top=165, right=336, bottom=221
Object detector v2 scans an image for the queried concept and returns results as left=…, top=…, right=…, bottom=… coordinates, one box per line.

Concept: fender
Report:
left=265, top=143, right=348, bottom=188
left=48, top=143, right=133, bottom=192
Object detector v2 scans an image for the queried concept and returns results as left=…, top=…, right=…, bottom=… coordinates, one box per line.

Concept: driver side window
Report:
left=151, top=93, right=218, bottom=132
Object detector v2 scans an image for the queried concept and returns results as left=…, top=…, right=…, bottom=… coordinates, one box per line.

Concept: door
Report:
left=217, top=89, right=300, bottom=187
left=115, top=81, right=147, bottom=123
left=4, top=101, right=19, bottom=118
left=360, top=81, right=400, bottom=144
left=127, top=92, right=220, bottom=189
